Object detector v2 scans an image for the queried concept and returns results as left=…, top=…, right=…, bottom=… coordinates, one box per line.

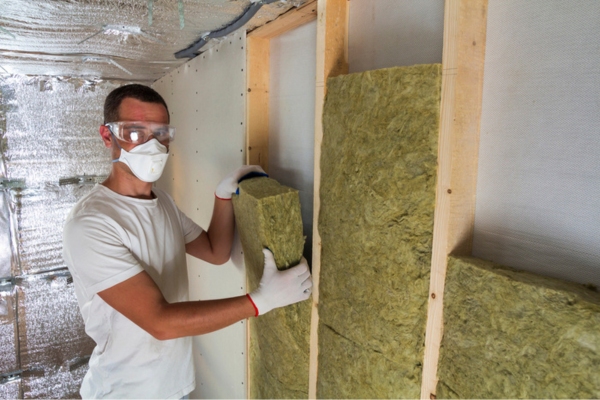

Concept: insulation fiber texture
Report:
left=439, top=256, right=600, bottom=399
left=232, top=177, right=310, bottom=398
left=318, top=64, right=441, bottom=398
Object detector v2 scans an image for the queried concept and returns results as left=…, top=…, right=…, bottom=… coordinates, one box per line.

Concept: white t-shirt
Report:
left=63, top=184, right=204, bottom=399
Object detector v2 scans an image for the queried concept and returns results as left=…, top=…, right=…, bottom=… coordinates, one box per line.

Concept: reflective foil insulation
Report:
left=0, top=76, right=131, bottom=398
left=17, top=274, right=94, bottom=399
left=0, top=0, right=307, bottom=81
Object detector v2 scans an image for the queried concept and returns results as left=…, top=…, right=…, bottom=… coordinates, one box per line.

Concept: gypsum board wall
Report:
left=232, top=177, right=310, bottom=398
left=317, top=64, right=442, bottom=398
left=438, top=255, right=600, bottom=399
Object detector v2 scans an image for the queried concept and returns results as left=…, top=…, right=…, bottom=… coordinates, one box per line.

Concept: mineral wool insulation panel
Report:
left=153, top=31, right=247, bottom=399
left=318, top=65, right=441, bottom=398
left=438, top=256, right=600, bottom=399
left=232, top=178, right=310, bottom=399
left=473, top=0, right=600, bottom=287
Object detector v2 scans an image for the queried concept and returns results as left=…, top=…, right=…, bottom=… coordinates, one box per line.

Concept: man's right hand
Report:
left=247, top=249, right=312, bottom=316
left=215, top=165, right=266, bottom=200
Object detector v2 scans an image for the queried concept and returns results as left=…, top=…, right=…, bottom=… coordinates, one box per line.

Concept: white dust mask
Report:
left=113, top=138, right=169, bottom=182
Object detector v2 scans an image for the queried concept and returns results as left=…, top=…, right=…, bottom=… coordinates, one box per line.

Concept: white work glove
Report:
left=248, top=249, right=313, bottom=316
left=215, top=165, right=266, bottom=200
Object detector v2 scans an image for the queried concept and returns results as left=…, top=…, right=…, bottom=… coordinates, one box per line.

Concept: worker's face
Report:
left=99, top=97, right=170, bottom=155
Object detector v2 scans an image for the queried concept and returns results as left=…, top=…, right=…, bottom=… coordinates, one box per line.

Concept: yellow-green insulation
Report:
left=439, top=256, right=600, bottom=399
left=232, top=177, right=310, bottom=398
left=317, top=64, right=442, bottom=398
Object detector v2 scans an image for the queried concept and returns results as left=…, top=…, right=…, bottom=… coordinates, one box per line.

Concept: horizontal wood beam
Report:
left=248, top=0, right=317, bottom=40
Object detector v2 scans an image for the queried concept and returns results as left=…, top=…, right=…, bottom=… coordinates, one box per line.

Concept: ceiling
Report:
left=0, top=0, right=306, bottom=82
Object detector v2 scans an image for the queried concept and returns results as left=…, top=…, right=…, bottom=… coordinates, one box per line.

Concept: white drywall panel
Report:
left=269, top=20, right=317, bottom=261
left=348, top=0, right=444, bottom=73
left=473, top=0, right=600, bottom=287
left=153, top=31, right=247, bottom=399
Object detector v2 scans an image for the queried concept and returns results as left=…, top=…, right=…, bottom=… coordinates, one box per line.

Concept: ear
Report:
left=99, top=125, right=113, bottom=148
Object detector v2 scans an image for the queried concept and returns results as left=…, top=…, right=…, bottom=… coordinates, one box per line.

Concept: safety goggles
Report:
left=105, top=121, right=175, bottom=145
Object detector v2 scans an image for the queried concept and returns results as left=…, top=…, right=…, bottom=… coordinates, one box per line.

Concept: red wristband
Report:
left=246, top=294, right=259, bottom=317
left=215, top=193, right=232, bottom=201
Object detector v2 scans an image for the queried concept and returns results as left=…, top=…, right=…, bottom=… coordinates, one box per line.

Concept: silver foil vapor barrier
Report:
left=0, top=75, right=126, bottom=398
left=17, top=273, right=94, bottom=399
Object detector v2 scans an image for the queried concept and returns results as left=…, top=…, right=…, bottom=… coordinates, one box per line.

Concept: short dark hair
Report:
left=104, top=84, right=169, bottom=124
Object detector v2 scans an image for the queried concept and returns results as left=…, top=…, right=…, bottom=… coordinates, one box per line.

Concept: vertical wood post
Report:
left=308, top=0, right=348, bottom=398
left=421, top=1, right=488, bottom=398
left=246, top=36, right=270, bottom=172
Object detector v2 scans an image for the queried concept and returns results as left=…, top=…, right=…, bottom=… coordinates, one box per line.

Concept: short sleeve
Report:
left=63, top=214, right=144, bottom=299
left=177, top=208, right=204, bottom=244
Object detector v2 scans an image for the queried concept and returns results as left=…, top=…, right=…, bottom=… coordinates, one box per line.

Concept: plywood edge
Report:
left=308, top=0, right=348, bottom=398
left=246, top=36, right=270, bottom=172
left=249, top=0, right=317, bottom=40
left=420, top=1, right=488, bottom=399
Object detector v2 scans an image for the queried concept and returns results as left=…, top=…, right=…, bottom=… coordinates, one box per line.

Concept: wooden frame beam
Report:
left=421, top=1, right=488, bottom=398
left=246, top=36, right=270, bottom=172
left=245, top=0, right=318, bottom=173
left=308, top=0, right=348, bottom=398
left=248, top=1, right=486, bottom=398
left=249, top=0, right=317, bottom=40
left=245, top=2, right=320, bottom=397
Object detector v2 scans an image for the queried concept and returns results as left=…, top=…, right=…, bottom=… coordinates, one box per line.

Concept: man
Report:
left=63, top=84, right=312, bottom=398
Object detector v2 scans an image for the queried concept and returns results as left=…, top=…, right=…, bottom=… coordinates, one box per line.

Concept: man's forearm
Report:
left=205, top=196, right=235, bottom=263
left=152, top=295, right=255, bottom=340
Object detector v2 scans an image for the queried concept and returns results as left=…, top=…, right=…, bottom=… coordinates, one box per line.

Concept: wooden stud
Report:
left=245, top=32, right=269, bottom=400
left=246, top=36, right=270, bottom=173
left=245, top=2, right=325, bottom=397
left=245, top=0, right=320, bottom=174
left=420, top=1, right=488, bottom=398
left=248, top=0, right=317, bottom=40
left=308, top=0, right=348, bottom=398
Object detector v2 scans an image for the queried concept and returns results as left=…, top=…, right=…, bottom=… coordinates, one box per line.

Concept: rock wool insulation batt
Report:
left=439, top=256, right=600, bottom=399
left=232, top=177, right=310, bottom=398
left=318, top=64, right=441, bottom=398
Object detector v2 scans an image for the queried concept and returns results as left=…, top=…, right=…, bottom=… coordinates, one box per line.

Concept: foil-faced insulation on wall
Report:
left=232, top=178, right=310, bottom=398
left=318, top=65, right=441, bottom=398
left=0, top=285, right=18, bottom=374
left=17, top=274, right=94, bottom=375
left=0, top=75, right=125, bottom=397
left=18, top=272, right=93, bottom=399
left=0, top=191, right=18, bottom=279
left=15, top=185, right=101, bottom=276
left=0, top=76, right=115, bottom=186
left=0, top=377, right=21, bottom=399
left=22, top=361, right=88, bottom=400
left=438, top=256, right=600, bottom=399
